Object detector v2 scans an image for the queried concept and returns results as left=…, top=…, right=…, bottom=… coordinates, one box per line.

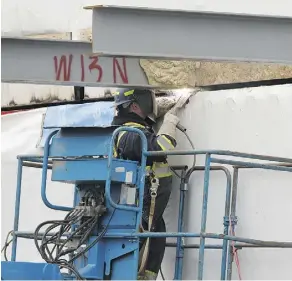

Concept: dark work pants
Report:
left=140, top=176, right=173, bottom=274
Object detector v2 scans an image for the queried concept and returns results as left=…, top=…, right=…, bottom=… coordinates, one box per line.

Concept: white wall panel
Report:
left=162, top=84, right=292, bottom=280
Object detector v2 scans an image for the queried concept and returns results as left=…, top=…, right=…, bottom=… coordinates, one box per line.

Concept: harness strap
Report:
left=112, top=122, right=171, bottom=274
left=138, top=178, right=159, bottom=275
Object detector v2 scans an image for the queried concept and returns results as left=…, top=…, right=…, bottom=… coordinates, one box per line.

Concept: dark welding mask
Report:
left=133, top=89, right=158, bottom=122
left=113, top=88, right=158, bottom=122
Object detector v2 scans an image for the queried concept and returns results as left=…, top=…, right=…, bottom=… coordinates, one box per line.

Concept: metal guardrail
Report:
left=9, top=126, right=292, bottom=280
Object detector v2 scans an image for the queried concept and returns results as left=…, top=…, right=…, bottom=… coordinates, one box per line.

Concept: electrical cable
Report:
left=32, top=189, right=113, bottom=280
left=181, top=129, right=196, bottom=169
left=33, top=213, right=89, bottom=280
left=161, top=125, right=195, bottom=279
left=69, top=207, right=116, bottom=263
left=170, top=125, right=196, bottom=179
left=58, top=259, right=85, bottom=280
left=229, top=214, right=243, bottom=280
left=34, top=220, right=66, bottom=261
left=159, top=266, right=166, bottom=280
left=55, top=217, right=96, bottom=259
left=34, top=205, right=89, bottom=262
left=1, top=230, right=13, bottom=261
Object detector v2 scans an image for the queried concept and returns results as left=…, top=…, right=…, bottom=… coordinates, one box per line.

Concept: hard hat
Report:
left=113, top=88, right=158, bottom=121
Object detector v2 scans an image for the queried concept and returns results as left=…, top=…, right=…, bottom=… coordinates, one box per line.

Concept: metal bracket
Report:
left=223, top=215, right=238, bottom=227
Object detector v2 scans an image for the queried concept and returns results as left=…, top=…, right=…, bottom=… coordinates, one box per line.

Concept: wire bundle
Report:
left=33, top=208, right=88, bottom=279
left=33, top=185, right=104, bottom=279
left=33, top=202, right=115, bottom=280
left=1, top=230, right=13, bottom=261
left=2, top=188, right=117, bottom=280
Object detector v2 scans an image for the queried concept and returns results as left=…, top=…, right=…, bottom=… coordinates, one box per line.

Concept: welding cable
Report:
left=181, top=129, right=196, bottom=169
left=229, top=214, right=243, bottom=280
left=171, top=125, right=196, bottom=179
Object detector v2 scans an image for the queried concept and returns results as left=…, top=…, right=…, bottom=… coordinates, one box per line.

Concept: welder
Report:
left=111, top=88, right=190, bottom=280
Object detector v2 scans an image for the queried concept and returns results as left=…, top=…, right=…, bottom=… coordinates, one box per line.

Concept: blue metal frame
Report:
left=41, top=130, right=73, bottom=211
left=6, top=126, right=292, bottom=280
left=174, top=167, right=187, bottom=280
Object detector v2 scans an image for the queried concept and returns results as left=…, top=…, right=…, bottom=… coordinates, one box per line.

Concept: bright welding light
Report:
left=171, top=88, right=194, bottom=97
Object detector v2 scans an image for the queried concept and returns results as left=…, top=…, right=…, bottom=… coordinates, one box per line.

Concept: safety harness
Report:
left=113, top=122, right=173, bottom=178
left=112, top=122, right=173, bottom=275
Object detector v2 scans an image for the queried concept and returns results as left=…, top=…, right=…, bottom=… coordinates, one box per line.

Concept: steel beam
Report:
left=1, top=37, right=151, bottom=88
left=88, top=5, right=292, bottom=64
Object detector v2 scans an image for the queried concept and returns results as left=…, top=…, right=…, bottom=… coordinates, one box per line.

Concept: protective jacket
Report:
left=112, top=112, right=176, bottom=179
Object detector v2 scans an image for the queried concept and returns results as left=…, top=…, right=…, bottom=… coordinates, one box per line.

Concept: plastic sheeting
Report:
left=38, top=102, right=116, bottom=147
left=1, top=108, right=75, bottom=262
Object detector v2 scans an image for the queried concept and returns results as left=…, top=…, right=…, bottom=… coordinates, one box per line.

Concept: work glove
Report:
left=168, top=92, right=192, bottom=115
left=157, top=92, right=192, bottom=140
left=157, top=111, right=180, bottom=141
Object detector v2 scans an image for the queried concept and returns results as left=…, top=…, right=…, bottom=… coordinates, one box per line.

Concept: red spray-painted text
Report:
left=53, top=55, right=129, bottom=84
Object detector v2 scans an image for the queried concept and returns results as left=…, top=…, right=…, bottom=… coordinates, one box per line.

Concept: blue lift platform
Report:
left=1, top=102, right=292, bottom=280
left=1, top=4, right=292, bottom=280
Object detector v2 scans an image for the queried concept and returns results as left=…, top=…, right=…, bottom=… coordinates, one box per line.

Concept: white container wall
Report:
left=2, top=84, right=292, bottom=279
left=163, top=84, right=292, bottom=280
left=2, top=0, right=291, bottom=36
left=1, top=108, right=75, bottom=262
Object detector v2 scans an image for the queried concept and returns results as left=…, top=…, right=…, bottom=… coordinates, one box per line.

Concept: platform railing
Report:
left=7, top=126, right=292, bottom=280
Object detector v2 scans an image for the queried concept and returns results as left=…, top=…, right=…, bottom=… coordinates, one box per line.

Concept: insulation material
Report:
left=140, top=59, right=292, bottom=87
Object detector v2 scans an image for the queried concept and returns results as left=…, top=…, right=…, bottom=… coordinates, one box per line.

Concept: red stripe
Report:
left=1, top=110, right=26, bottom=115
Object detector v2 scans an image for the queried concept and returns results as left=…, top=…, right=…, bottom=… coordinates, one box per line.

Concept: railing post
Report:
left=11, top=158, right=23, bottom=261
left=174, top=168, right=187, bottom=280
left=198, top=153, right=211, bottom=280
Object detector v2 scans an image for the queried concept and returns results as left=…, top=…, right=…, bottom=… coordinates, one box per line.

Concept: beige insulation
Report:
left=140, top=59, right=292, bottom=88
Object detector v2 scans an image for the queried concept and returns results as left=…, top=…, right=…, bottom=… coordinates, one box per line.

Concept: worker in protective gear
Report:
left=111, top=88, right=190, bottom=280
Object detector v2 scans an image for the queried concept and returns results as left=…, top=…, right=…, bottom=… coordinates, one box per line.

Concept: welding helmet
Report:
left=113, top=88, right=158, bottom=121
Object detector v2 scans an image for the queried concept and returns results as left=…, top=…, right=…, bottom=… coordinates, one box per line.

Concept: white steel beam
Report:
left=1, top=37, right=151, bottom=88
left=88, top=5, right=292, bottom=65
